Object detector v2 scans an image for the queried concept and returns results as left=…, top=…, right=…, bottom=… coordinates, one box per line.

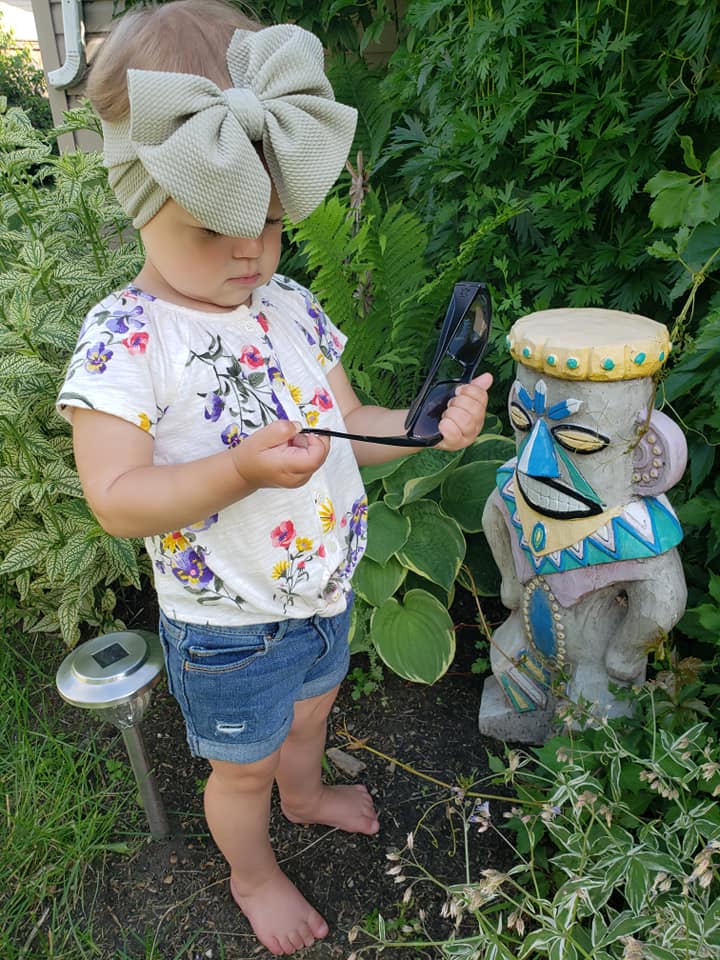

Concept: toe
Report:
left=311, top=915, right=329, bottom=939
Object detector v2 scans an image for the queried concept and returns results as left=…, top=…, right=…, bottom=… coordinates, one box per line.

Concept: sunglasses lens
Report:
left=405, top=282, right=491, bottom=436
left=452, top=290, right=491, bottom=366
left=412, top=381, right=456, bottom=438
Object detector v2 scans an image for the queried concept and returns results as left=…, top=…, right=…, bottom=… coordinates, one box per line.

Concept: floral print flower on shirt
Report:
left=270, top=520, right=327, bottom=612
left=64, top=287, right=154, bottom=388
left=193, top=329, right=290, bottom=442
left=239, top=345, right=264, bottom=368
left=153, top=515, right=246, bottom=607
left=108, top=303, right=145, bottom=334
left=272, top=275, right=344, bottom=367
left=122, top=331, right=149, bottom=355
left=221, top=423, right=247, bottom=447
left=317, top=498, right=336, bottom=532
left=339, top=495, right=368, bottom=578
left=85, top=342, right=113, bottom=373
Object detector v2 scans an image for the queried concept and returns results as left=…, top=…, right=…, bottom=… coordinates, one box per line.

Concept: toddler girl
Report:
left=57, top=1, right=492, bottom=953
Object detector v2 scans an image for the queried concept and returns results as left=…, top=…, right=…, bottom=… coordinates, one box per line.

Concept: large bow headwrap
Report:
left=102, top=24, right=358, bottom=237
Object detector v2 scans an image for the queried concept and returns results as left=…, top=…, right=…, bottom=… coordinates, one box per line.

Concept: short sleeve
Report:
left=56, top=287, right=159, bottom=437
left=270, top=275, right=347, bottom=372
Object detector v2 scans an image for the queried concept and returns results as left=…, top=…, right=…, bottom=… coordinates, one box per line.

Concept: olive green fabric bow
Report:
left=102, top=24, right=357, bottom=237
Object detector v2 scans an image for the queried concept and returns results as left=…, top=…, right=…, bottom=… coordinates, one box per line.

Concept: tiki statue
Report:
left=480, top=309, right=687, bottom=743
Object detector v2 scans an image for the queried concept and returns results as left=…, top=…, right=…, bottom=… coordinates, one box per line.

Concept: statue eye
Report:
left=509, top=402, right=533, bottom=432
left=551, top=424, right=609, bottom=454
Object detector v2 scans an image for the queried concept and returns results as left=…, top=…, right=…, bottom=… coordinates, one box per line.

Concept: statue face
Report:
left=509, top=367, right=654, bottom=519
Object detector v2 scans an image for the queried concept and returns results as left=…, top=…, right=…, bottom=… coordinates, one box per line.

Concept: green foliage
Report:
left=0, top=102, right=146, bottom=647
left=290, top=181, right=517, bottom=683
left=348, top=428, right=511, bottom=684
left=290, top=191, right=433, bottom=405
left=0, top=14, right=52, bottom=131
left=114, top=0, right=396, bottom=55
left=248, top=0, right=394, bottom=53
left=348, top=679, right=720, bottom=960
left=1, top=630, right=138, bottom=956
left=326, top=58, right=395, bottom=168
left=379, top=0, right=720, bottom=325
left=289, top=185, right=521, bottom=407
left=642, top=137, right=720, bottom=661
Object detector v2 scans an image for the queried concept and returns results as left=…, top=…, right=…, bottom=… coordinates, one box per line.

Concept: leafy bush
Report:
left=642, top=137, right=720, bottom=663
left=347, top=678, right=720, bottom=959
left=115, top=0, right=395, bottom=54
left=251, top=0, right=395, bottom=53
left=379, top=0, right=720, bottom=326
left=0, top=13, right=52, bottom=131
left=0, top=103, right=145, bottom=647
left=349, top=433, right=509, bottom=683
left=289, top=184, right=520, bottom=682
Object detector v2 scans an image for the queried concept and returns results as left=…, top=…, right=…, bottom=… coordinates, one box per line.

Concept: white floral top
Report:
left=57, top=275, right=367, bottom=625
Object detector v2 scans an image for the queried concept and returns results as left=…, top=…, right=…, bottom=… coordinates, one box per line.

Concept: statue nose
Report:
left=517, top=418, right=560, bottom=478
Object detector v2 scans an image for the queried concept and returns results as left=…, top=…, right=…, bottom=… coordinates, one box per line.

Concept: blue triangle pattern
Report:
left=495, top=464, right=683, bottom=573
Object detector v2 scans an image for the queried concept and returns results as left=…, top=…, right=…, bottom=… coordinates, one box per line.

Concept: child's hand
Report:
left=436, top=372, right=493, bottom=452
left=230, top=420, right=330, bottom=491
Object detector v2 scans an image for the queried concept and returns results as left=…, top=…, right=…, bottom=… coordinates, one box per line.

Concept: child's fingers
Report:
left=470, top=372, right=493, bottom=390
left=437, top=378, right=492, bottom=449
left=230, top=420, right=330, bottom=489
left=255, top=419, right=303, bottom=449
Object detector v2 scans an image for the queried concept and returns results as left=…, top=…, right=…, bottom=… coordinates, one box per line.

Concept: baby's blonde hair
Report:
left=87, top=0, right=263, bottom=122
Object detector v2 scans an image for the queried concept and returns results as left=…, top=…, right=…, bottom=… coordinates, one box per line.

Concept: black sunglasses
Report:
left=301, top=280, right=491, bottom=447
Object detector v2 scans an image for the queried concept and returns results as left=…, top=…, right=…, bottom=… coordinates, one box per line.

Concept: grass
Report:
left=2, top=627, right=143, bottom=959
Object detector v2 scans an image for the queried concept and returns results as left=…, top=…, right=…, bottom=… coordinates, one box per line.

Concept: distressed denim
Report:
left=158, top=602, right=352, bottom=763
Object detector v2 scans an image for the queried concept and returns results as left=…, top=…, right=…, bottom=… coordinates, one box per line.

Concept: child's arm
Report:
left=72, top=408, right=330, bottom=538
left=326, top=364, right=493, bottom=466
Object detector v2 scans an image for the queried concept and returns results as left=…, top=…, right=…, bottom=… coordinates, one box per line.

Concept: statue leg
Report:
left=478, top=612, right=557, bottom=744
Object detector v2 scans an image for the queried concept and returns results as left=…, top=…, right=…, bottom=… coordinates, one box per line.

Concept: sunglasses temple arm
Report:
left=300, top=427, right=437, bottom=447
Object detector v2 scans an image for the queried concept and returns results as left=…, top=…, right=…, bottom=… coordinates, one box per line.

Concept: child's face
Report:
left=136, top=190, right=284, bottom=312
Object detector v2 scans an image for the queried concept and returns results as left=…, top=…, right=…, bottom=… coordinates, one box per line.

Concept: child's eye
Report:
left=265, top=217, right=283, bottom=227
left=202, top=228, right=222, bottom=238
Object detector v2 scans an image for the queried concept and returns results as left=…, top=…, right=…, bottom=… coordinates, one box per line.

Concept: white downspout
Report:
left=47, top=0, right=86, bottom=89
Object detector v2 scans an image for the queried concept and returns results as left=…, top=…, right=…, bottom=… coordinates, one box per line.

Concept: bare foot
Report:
left=230, top=868, right=329, bottom=955
left=281, top=783, right=380, bottom=834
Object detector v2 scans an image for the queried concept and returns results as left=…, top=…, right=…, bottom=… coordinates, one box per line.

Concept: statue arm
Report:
left=605, top=551, right=687, bottom=682
left=482, top=490, right=523, bottom=610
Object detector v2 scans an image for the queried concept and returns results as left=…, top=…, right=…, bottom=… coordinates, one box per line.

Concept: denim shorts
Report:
left=158, top=603, right=352, bottom=763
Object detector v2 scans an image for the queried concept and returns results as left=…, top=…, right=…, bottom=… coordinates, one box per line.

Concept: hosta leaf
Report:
left=460, top=434, right=515, bottom=465
left=352, top=554, right=406, bottom=607
left=441, top=459, right=502, bottom=532
left=370, top=588, right=455, bottom=683
left=364, top=501, right=410, bottom=563
left=383, top=447, right=463, bottom=508
left=396, top=499, right=465, bottom=591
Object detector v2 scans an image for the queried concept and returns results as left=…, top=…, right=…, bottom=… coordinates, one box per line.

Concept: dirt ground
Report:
left=66, top=618, right=516, bottom=960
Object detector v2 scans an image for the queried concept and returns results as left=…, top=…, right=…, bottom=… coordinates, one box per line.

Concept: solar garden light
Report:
left=56, top=630, right=171, bottom=840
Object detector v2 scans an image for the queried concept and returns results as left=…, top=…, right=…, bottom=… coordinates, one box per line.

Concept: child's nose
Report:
left=231, top=234, right=263, bottom=258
